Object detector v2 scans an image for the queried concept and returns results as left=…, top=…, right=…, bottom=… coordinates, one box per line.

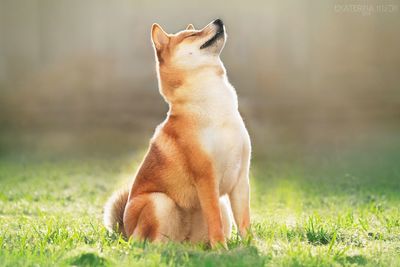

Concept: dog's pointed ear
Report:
left=186, top=24, right=195, bottom=30
left=151, top=23, right=169, bottom=50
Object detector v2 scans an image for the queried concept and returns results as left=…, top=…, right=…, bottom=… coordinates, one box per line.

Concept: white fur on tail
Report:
left=103, top=188, right=129, bottom=236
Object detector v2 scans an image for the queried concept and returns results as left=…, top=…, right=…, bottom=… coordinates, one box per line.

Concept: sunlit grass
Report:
left=0, top=143, right=399, bottom=266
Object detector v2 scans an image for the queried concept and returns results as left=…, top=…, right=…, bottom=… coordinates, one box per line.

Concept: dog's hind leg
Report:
left=123, top=193, right=189, bottom=242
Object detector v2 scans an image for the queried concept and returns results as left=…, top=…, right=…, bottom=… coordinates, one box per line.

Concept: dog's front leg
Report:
left=229, top=174, right=250, bottom=238
left=229, top=143, right=251, bottom=239
left=195, top=174, right=226, bottom=249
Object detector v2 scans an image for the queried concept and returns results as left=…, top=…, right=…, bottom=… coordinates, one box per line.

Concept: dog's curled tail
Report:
left=103, top=188, right=129, bottom=237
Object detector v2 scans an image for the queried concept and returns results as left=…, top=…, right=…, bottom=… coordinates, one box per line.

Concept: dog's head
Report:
left=151, top=19, right=226, bottom=70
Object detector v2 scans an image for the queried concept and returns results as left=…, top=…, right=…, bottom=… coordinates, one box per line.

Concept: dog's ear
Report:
left=186, top=24, right=195, bottom=30
left=151, top=23, right=169, bottom=50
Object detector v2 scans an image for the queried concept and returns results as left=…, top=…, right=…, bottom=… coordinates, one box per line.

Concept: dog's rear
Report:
left=103, top=188, right=129, bottom=236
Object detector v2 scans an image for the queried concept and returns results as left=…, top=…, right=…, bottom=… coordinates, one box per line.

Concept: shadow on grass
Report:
left=160, top=246, right=265, bottom=267
left=65, top=251, right=110, bottom=267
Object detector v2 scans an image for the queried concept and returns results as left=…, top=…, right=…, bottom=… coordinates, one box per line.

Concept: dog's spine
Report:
left=103, top=188, right=129, bottom=237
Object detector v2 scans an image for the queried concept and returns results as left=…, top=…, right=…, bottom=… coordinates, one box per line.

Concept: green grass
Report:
left=0, top=143, right=400, bottom=266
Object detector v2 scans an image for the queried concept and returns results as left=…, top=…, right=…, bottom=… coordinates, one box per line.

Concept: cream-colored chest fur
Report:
left=166, top=68, right=250, bottom=197
left=189, top=74, right=249, bottom=196
left=200, top=112, right=249, bottom=195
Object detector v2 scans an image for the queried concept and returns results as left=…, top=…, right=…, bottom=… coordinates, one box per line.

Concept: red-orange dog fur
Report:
left=104, top=19, right=251, bottom=248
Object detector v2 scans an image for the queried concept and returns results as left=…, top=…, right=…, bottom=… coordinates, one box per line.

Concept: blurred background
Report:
left=0, top=0, right=399, bottom=160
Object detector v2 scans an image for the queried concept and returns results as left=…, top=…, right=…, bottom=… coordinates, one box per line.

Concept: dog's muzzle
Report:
left=200, top=19, right=225, bottom=50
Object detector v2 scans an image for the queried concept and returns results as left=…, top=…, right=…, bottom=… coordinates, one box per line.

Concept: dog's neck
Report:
left=157, top=63, right=238, bottom=119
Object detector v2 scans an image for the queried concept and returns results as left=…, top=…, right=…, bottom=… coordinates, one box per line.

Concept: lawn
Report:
left=0, top=140, right=399, bottom=266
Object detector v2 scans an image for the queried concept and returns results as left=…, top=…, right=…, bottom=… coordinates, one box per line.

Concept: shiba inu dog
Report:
left=104, top=19, right=251, bottom=248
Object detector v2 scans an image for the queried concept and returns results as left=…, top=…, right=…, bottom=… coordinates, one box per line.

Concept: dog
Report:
left=104, top=19, right=251, bottom=249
